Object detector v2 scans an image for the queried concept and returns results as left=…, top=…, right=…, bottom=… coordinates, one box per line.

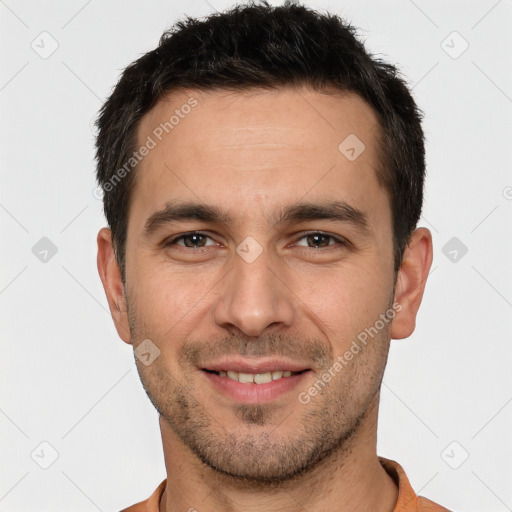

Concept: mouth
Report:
left=202, top=368, right=307, bottom=384
left=200, top=361, right=312, bottom=404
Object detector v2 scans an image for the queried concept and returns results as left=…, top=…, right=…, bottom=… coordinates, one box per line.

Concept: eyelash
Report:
left=164, top=231, right=348, bottom=251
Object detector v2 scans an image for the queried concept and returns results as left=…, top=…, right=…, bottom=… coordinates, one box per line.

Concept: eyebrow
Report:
left=142, top=199, right=370, bottom=237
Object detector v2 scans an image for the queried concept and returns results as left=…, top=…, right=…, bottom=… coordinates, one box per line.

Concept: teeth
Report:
left=219, top=370, right=297, bottom=384
left=254, top=372, right=272, bottom=384
left=238, top=372, right=254, bottom=384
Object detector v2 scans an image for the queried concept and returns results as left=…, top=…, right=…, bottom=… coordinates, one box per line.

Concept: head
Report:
left=96, top=1, right=432, bottom=484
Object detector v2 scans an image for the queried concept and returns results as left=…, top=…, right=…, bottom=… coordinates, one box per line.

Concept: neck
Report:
left=158, top=397, right=398, bottom=512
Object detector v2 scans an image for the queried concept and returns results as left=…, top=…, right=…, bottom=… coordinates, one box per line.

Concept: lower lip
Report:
left=201, top=370, right=310, bottom=404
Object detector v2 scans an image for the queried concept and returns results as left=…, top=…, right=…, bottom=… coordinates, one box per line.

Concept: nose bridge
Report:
left=213, top=246, right=294, bottom=336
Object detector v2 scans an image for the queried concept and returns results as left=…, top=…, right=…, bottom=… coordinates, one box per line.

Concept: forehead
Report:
left=131, top=86, right=387, bottom=230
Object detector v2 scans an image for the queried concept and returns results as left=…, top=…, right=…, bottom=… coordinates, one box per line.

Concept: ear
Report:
left=97, top=227, right=131, bottom=344
left=390, top=227, right=433, bottom=340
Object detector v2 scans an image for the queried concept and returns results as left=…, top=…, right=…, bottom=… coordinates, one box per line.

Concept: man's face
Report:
left=123, top=87, right=397, bottom=482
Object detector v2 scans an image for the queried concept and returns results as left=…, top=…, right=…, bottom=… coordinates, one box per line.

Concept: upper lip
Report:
left=201, top=357, right=310, bottom=374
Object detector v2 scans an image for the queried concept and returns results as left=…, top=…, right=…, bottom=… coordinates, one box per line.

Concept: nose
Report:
left=213, top=248, right=295, bottom=337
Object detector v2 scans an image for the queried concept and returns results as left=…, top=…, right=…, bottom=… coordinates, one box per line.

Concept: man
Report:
left=95, top=1, right=447, bottom=510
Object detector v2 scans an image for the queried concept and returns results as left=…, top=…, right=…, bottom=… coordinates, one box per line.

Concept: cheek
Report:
left=129, top=263, right=214, bottom=342
left=292, top=263, right=392, bottom=343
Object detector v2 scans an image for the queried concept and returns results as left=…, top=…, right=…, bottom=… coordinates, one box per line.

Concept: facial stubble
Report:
left=127, top=291, right=393, bottom=485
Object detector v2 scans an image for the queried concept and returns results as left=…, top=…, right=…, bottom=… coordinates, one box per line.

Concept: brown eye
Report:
left=306, top=234, right=331, bottom=248
left=295, top=232, right=341, bottom=249
left=167, top=232, right=216, bottom=248
left=182, top=234, right=207, bottom=247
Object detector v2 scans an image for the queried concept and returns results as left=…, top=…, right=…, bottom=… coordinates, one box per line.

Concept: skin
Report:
left=97, top=86, right=433, bottom=512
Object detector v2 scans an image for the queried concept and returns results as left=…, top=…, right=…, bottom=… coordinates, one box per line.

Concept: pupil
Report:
left=308, top=234, right=328, bottom=248
left=185, top=234, right=205, bottom=247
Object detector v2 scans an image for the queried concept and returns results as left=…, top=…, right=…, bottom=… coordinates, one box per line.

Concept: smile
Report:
left=204, top=369, right=303, bottom=384
left=201, top=368, right=311, bottom=404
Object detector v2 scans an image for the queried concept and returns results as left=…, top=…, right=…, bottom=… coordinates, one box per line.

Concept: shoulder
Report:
left=120, top=501, right=146, bottom=512
left=379, top=457, right=451, bottom=512
left=418, top=496, right=452, bottom=511
left=119, top=479, right=166, bottom=512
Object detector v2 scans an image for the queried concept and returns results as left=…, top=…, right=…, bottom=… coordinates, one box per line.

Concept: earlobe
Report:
left=96, top=227, right=131, bottom=344
left=390, top=227, right=433, bottom=340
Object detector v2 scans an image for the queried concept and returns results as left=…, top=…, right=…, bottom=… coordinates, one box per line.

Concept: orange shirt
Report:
left=120, top=457, right=450, bottom=512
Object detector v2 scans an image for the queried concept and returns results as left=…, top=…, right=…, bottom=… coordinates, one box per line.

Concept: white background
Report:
left=1, top=0, right=511, bottom=511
